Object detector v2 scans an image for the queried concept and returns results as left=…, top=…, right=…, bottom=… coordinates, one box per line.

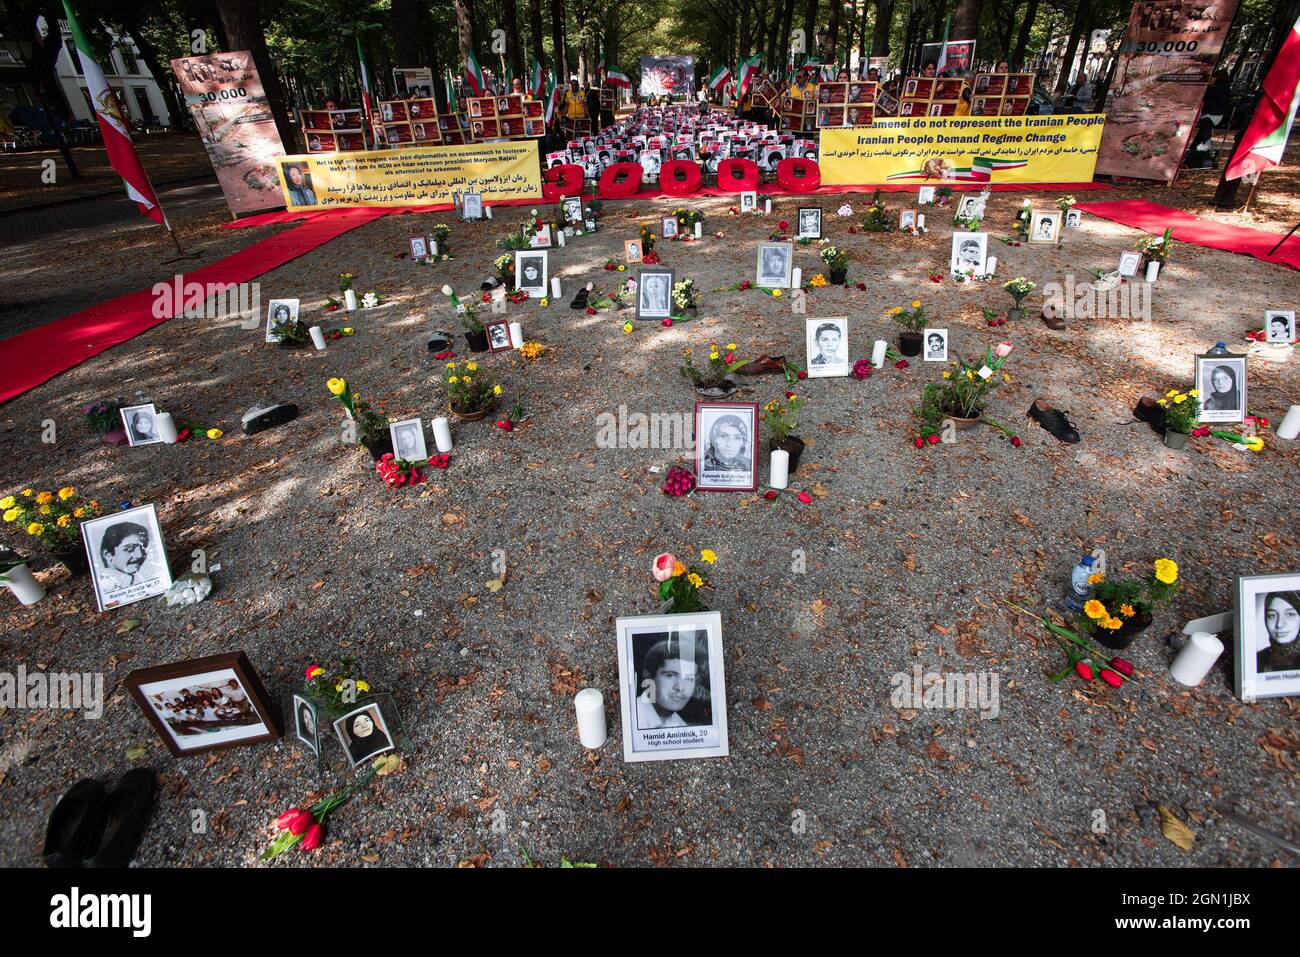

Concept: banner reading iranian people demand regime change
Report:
left=275, top=140, right=543, bottom=209
left=820, top=113, right=1106, bottom=185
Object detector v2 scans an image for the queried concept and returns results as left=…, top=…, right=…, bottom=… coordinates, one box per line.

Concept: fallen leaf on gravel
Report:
left=362, top=853, right=381, bottom=863
left=895, top=708, right=919, bottom=720
left=893, top=848, right=908, bottom=867
left=927, top=740, right=952, bottom=761
left=373, top=754, right=402, bottom=776
left=811, top=482, right=829, bottom=498
left=1157, top=806, right=1196, bottom=850
left=486, top=578, right=504, bottom=593
left=116, top=619, right=141, bottom=634
left=310, top=581, right=324, bottom=590
left=126, top=744, right=147, bottom=759
left=752, top=695, right=772, bottom=710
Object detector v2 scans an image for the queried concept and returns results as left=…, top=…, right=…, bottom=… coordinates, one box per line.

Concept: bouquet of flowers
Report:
left=672, top=279, right=698, bottom=311
left=1156, top=388, right=1201, bottom=435
left=361, top=291, right=383, bottom=309
left=338, top=273, right=355, bottom=294
left=860, top=190, right=894, bottom=232
left=1002, top=277, right=1036, bottom=309
left=935, top=186, right=953, bottom=206
left=325, top=377, right=390, bottom=444
left=430, top=224, right=451, bottom=246
left=444, top=360, right=503, bottom=415
left=1078, top=558, right=1180, bottom=639
left=1137, top=228, right=1174, bottom=264
left=83, top=399, right=126, bottom=435
left=376, top=453, right=427, bottom=487
left=493, top=254, right=514, bottom=282
left=442, top=285, right=485, bottom=335
left=271, top=315, right=311, bottom=346
left=1006, top=601, right=1135, bottom=689
left=651, top=548, right=717, bottom=613
left=639, top=223, right=656, bottom=253
left=680, top=342, right=750, bottom=388
left=820, top=245, right=849, bottom=275
left=661, top=465, right=696, bottom=496
left=1012, top=199, right=1032, bottom=240
left=887, top=300, right=928, bottom=332
left=761, top=391, right=806, bottom=444
left=1057, top=194, right=1077, bottom=213
left=674, top=207, right=704, bottom=230
left=2, top=488, right=102, bottom=554
left=915, top=342, right=1014, bottom=426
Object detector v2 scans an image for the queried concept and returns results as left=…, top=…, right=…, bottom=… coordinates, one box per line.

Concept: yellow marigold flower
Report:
left=687, top=572, right=704, bottom=588
left=966, top=370, right=975, bottom=380
left=1188, top=389, right=1200, bottom=397
left=1154, top=558, right=1178, bottom=585
left=772, top=289, right=782, bottom=297
left=326, top=377, right=347, bottom=395
left=448, top=376, right=459, bottom=384
left=943, top=371, right=951, bottom=379
left=709, top=352, right=720, bottom=361
left=206, top=429, right=223, bottom=439
left=306, top=666, right=324, bottom=680
left=1120, top=604, right=1136, bottom=618
left=623, top=322, right=634, bottom=333
left=26, top=522, right=43, bottom=536
left=3, top=509, right=18, bottom=522
left=726, top=343, right=737, bottom=351
left=672, top=560, right=686, bottom=577
left=21, top=489, right=32, bottom=497
left=911, top=300, right=921, bottom=308
left=0, top=496, right=14, bottom=509
left=700, top=549, right=717, bottom=564
left=462, top=376, right=472, bottom=385
left=1087, top=572, right=1105, bottom=585
left=356, top=680, right=370, bottom=692
left=36, top=491, right=53, bottom=505
left=39, top=504, right=51, bottom=515
left=1173, top=394, right=1186, bottom=404
left=58, top=487, right=75, bottom=500
left=89, top=501, right=99, bottom=509
left=466, top=361, right=477, bottom=372
left=1165, top=389, right=1178, bottom=398
left=56, top=514, right=70, bottom=527
left=446, top=361, right=456, bottom=369
left=493, top=385, right=503, bottom=396
left=1083, top=599, right=1107, bottom=620
left=1101, top=617, right=1123, bottom=630
left=73, top=508, right=84, bottom=518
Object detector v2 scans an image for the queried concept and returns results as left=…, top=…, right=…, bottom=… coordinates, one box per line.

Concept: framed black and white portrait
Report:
left=694, top=401, right=758, bottom=492
left=1234, top=572, right=1300, bottom=700
left=120, top=403, right=163, bottom=447
left=805, top=317, right=849, bottom=378
left=126, top=651, right=279, bottom=757
left=661, top=216, right=678, bottom=239
left=636, top=268, right=674, bottom=321
left=797, top=206, right=822, bottom=239
left=899, top=209, right=916, bottom=229
left=1065, top=208, right=1083, bottom=229
left=531, top=224, right=553, bottom=248
left=562, top=196, right=583, bottom=223
left=918, top=186, right=936, bottom=205
left=408, top=234, right=430, bottom=259
left=924, top=327, right=949, bottom=361
left=1028, top=208, right=1061, bottom=244
left=615, top=611, right=729, bottom=762
left=1117, top=251, right=1141, bottom=278
left=1196, top=352, right=1247, bottom=423
left=1264, top=309, right=1296, bottom=344
left=739, top=190, right=758, bottom=214
left=332, top=701, right=396, bottom=768
left=389, top=417, right=428, bottom=462
left=81, top=503, right=173, bottom=612
left=461, top=192, right=483, bottom=219
left=955, top=195, right=980, bottom=219
left=756, top=242, right=793, bottom=288
left=293, top=693, right=320, bottom=756
left=514, top=250, right=548, bottom=298
left=950, top=232, right=988, bottom=276
left=624, top=239, right=644, bottom=263
left=485, top=317, right=513, bottom=352
left=265, top=298, right=301, bottom=343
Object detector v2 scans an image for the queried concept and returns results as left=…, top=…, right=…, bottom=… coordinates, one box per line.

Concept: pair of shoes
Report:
left=1041, top=304, right=1067, bottom=330
left=569, top=286, right=590, bottom=309
left=480, top=276, right=503, bottom=291
left=43, top=769, right=156, bottom=868
left=734, top=354, right=786, bottom=375
left=1027, top=399, right=1081, bottom=443
left=1132, top=396, right=1167, bottom=434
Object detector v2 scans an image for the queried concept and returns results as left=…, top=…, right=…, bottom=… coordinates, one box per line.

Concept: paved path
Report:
left=0, top=178, right=225, bottom=245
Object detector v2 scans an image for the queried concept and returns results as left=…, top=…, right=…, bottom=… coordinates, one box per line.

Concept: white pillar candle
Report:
left=1276, top=404, right=1300, bottom=440
left=550, top=276, right=562, bottom=299
left=791, top=267, right=802, bottom=289
left=509, top=321, right=523, bottom=348
left=871, top=339, right=887, bottom=368
left=431, top=416, right=453, bottom=453
left=694, top=222, right=702, bottom=239
left=431, top=239, right=439, bottom=257
left=344, top=289, right=358, bottom=311
left=917, top=213, right=925, bottom=229
left=574, top=688, right=607, bottom=749
left=1170, top=631, right=1224, bottom=687
left=557, top=229, right=566, bottom=246
left=1146, top=260, right=1160, bottom=282
left=764, top=197, right=772, bottom=214
left=485, top=205, right=493, bottom=219
left=309, top=325, right=327, bottom=350
left=4, top=562, right=45, bottom=606
left=155, top=412, right=179, bottom=444
left=985, top=255, right=997, bottom=276
left=769, top=448, right=790, bottom=489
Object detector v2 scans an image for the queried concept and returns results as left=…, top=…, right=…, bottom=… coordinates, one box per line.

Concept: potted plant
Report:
left=444, top=359, right=502, bottom=421
left=860, top=190, right=894, bottom=232
left=650, top=548, right=716, bottom=613
left=820, top=245, right=850, bottom=284
left=1001, top=277, right=1036, bottom=323
left=1156, top=387, right=1199, bottom=449
left=1079, top=558, right=1180, bottom=650
left=1, top=488, right=103, bottom=576
left=1137, top=228, right=1173, bottom=279
left=493, top=253, right=514, bottom=285
left=888, top=300, right=928, bottom=356
left=639, top=222, right=656, bottom=253
left=672, top=279, right=699, bottom=317
left=326, top=377, right=392, bottom=460
left=935, top=186, right=953, bottom=207
left=674, top=207, right=704, bottom=233
left=272, top=316, right=312, bottom=349
left=915, top=341, right=1013, bottom=430
left=442, top=285, right=489, bottom=351
left=762, top=392, right=808, bottom=472
left=430, top=223, right=451, bottom=255
left=680, top=343, right=750, bottom=398
left=84, top=399, right=128, bottom=445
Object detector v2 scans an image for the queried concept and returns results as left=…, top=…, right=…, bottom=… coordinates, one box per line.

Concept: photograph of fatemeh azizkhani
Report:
left=120, top=402, right=163, bottom=446
left=1235, top=573, right=1300, bottom=700
left=797, top=207, right=822, bottom=239
left=408, top=235, right=429, bottom=259
left=1196, top=354, right=1247, bottom=423
left=624, top=239, right=643, bottom=263
left=805, top=318, right=849, bottom=378
left=333, top=702, right=395, bottom=767
left=515, top=251, right=547, bottom=297
left=81, top=504, right=173, bottom=612
left=1029, top=209, right=1062, bottom=244
left=756, top=242, right=793, bottom=288
left=1066, top=209, right=1083, bottom=228
left=264, top=298, right=300, bottom=343
left=1117, top=251, right=1141, bottom=277
left=636, top=270, right=674, bottom=320
left=1265, top=310, right=1296, bottom=343
left=615, top=612, right=728, bottom=761
left=486, top=318, right=513, bottom=352
left=740, top=191, right=758, bottom=213
left=293, top=694, right=319, bottom=755
left=694, top=402, right=758, bottom=491
left=461, top=192, right=484, bottom=219
left=389, top=418, right=428, bottom=462
left=950, top=232, right=987, bottom=275
left=661, top=216, right=678, bottom=238
left=924, top=328, right=949, bottom=361
left=282, top=163, right=316, bottom=207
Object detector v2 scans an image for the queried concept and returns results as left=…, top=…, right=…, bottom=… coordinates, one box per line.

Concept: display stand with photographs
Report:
left=969, top=73, right=1034, bottom=117
left=302, top=108, right=367, bottom=153
left=899, top=77, right=966, bottom=118
left=778, top=94, right=816, bottom=133
left=373, top=98, right=443, bottom=148
left=815, top=81, right=877, bottom=128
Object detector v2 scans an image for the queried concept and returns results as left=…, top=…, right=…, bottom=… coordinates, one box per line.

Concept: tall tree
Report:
left=501, top=0, right=524, bottom=78
left=870, top=0, right=893, bottom=56
left=530, top=0, right=544, bottom=64
left=1053, top=0, right=1090, bottom=96
left=390, top=0, right=421, bottom=67
left=802, top=0, right=818, bottom=58
left=213, top=0, right=294, bottom=149
left=825, top=0, right=841, bottom=63
left=550, top=0, right=567, bottom=78
left=453, top=0, right=477, bottom=70
left=1010, top=0, right=1038, bottom=67
left=778, top=0, right=797, bottom=67
left=951, top=0, right=981, bottom=43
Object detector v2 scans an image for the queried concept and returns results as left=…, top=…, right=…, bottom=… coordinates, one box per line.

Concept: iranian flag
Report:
left=708, top=64, right=732, bottom=91
left=356, top=36, right=374, bottom=123
left=444, top=67, right=460, bottom=112
left=736, top=55, right=762, bottom=100
left=1225, top=14, right=1300, bottom=181
left=605, top=64, right=631, bottom=89
left=544, top=67, right=561, bottom=123
left=465, top=51, right=487, bottom=96
left=529, top=55, right=545, bottom=98
left=61, top=0, right=164, bottom=224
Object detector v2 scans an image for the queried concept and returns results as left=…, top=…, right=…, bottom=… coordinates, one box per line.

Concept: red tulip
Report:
left=785, top=391, right=796, bottom=399
left=662, top=318, right=672, bottom=327
left=1011, top=436, right=1021, bottom=447
left=1075, top=661, right=1094, bottom=681
left=496, top=419, right=514, bottom=431
left=287, top=809, right=313, bottom=835
left=914, top=437, right=924, bottom=448
left=1099, top=668, right=1123, bottom=688
left=1109, top=657, right=1134, bottom=677
left=796, top=370, right=807, bottom=379
left=798, top=491, right=813, bottom=504
left=927, top=434, right=939, bottom=445
left=586, top=306, right=596, bottom=314
left=276, top=808, right=304, bottom=830
left=1260, top=417, right=1270, bottom=427
left=764, top=489, right=778, bottom=500
left=300, top=823, right=323, bottom=851
left=895, top=359, right=908, bottom=369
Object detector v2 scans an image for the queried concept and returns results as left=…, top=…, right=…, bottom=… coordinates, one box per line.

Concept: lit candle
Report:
left=485, top=205, right=493, bottom=219
left=695, top=222, right=702, bottom=239
left=344, top=289, right=358, bottom=311
left=3, top=561, right=44, bottom=606
left=791, top=267, right=801, bottom=289
left=431, top=239, right=439, bottom=258
left=309, top=325, right=327, bottom=350
left=769, top=448, right=789, bottom=489
left=431, top=416, right=453, bottom=453
left=557, top=229, right=566, bottom=246
left=155, top=412, right=179, bottom=444
left=1276, top=404, right=1300, bottom=441
left=985, top=255, right=997, bottom=276
left=1170, top=631, right=1224, bottom=687
left=764, top=197, right=772, bottom=215
left=509, top=321, right=523, bottom=348
left=1145, top=260, right=1160, bottom=282
left=550, top=276, right=562, bottom=299
left=871, top=339, right=887, bottom=368
left=574, top=688, right=607, bottom=748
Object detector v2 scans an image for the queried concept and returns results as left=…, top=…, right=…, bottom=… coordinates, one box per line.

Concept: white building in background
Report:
left=53, top=19, right=172, bottom=126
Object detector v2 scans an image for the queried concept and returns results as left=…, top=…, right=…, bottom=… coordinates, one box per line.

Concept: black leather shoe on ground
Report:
left=1132, top=396, right=1167, bottom=434
left=43, top=778, right=106, bottom=867
left=569, top=287, right=590, bottom=309
left=83, top=769, right=156, bottom=868
left=1027, top=400, right=1081, bottom=444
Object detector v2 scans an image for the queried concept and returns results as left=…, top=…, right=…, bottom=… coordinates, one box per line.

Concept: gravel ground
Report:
left=0, top=173, right=1298, bottom=868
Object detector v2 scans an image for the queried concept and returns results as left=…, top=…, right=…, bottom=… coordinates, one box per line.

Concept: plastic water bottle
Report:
left=1064, top=555, right=1095, bottom=613
left=1207, top=341, right=1229, bottom=356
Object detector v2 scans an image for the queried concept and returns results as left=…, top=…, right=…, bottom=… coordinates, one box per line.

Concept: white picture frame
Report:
left=615, top=611, right=729, bottom=762
left=661, top=216, right=678, bottom=238
left=1264, top=310, right=1296, bottom=344
left=388, top=417, right=428, bottom=462
left=1234, top=571, right=1300, bottom=700
left=332, top=702, right=396, bottom=768
left=561, top=196, right=583, bottom=223
left=805, top=317, right=849, bottom=378
left=1117, top=251, right=1142, bottom=278
left=1027, top=208, right=1062, bottom=245
left=636, top=268, right=674, bottom=320
left=1195, top=352, right=1247, bottom=424
left=120, top=403, right=163, bottom=447
left=950, top=232, right=988, bottom=277
left=797, top=207, right=822, bottom=239
left=918, top=186, right=936, bottom=205
left=694, top=401, right=758, bottom=492
left=1065, top=208, right=1082, bottom=229
left=514, top=250, right=548, bottom=298
left=462, top=192, right=484, bottom=219
left=923, top=328, right=949, bottom=362
left=739, top=190, right=758, bottom=213
left=81, top=503, right=173, bottom=612
left=756, top=242, right=794, bottom=289
left=292, top=693, right=320, bottom=756
left=899, top=209, right=916, bottom=229
left=531, top=224, right=553, bottom=248
left=265, top=298, right=301, bottom=343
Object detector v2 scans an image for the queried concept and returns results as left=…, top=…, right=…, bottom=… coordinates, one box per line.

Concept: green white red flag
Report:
left=1225, top=14, right=1300, bottom=181
left=465, top=51, right=487, bottom=96
left=529, top=55, right=545, bottom=98
left=736, top=55, right=762, bottom=100
left=605, top=64, right=631, bottom=89
left=544, top=68, right=561, bottom=123
left=708, top=65, right=732, bottom=91
left=61, top=0, right=164, bottom=225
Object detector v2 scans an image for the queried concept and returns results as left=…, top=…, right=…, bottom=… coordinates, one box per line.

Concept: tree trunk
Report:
left=391, top=0, right=421, bottom=66
left=453, top=0, right=477, bottom=69
left=529, top=0, right=544, bottom=65
left=777, top=0, right=796, bottom=68
left=871, top=0, right=893, bottom=57
left=825, top=0, right=840, bottom=64
left=501, top=0, right=525, bottom=79
left=1011, top=0, right=1038, bottom=68
left=802, top=0, right=819, bottom=61
left=1053, top=0, right=1089, bottom=96
left=951, top=0, right=981, bottom=43
left=550, top=0, right=567, bottom=78
left=901, top=4, right=917, bottom=74
left=213, top=0, right=295, bottom=150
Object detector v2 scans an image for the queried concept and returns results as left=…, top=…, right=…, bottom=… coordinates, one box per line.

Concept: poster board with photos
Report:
left=969, top=73, right=1034, bottom=116
left=373, top=98, right=443, bottom=149
left=1234, top=572, right=1300, bottom=700
left=300, top=109, right=367, bottom=154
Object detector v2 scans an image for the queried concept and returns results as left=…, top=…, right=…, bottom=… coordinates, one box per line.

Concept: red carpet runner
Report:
left=1074, top=199, right=1300, bottom=272
left=0, top=207, right=387, bottom=404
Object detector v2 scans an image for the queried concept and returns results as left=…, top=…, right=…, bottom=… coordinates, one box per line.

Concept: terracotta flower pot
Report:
left=449, top=399, right=498, bottom=422
left=899, top=331, right=923, bottom=356
left=770, top=435, right=806, bottom=472
left=945, top=414, right=983, bottom=430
